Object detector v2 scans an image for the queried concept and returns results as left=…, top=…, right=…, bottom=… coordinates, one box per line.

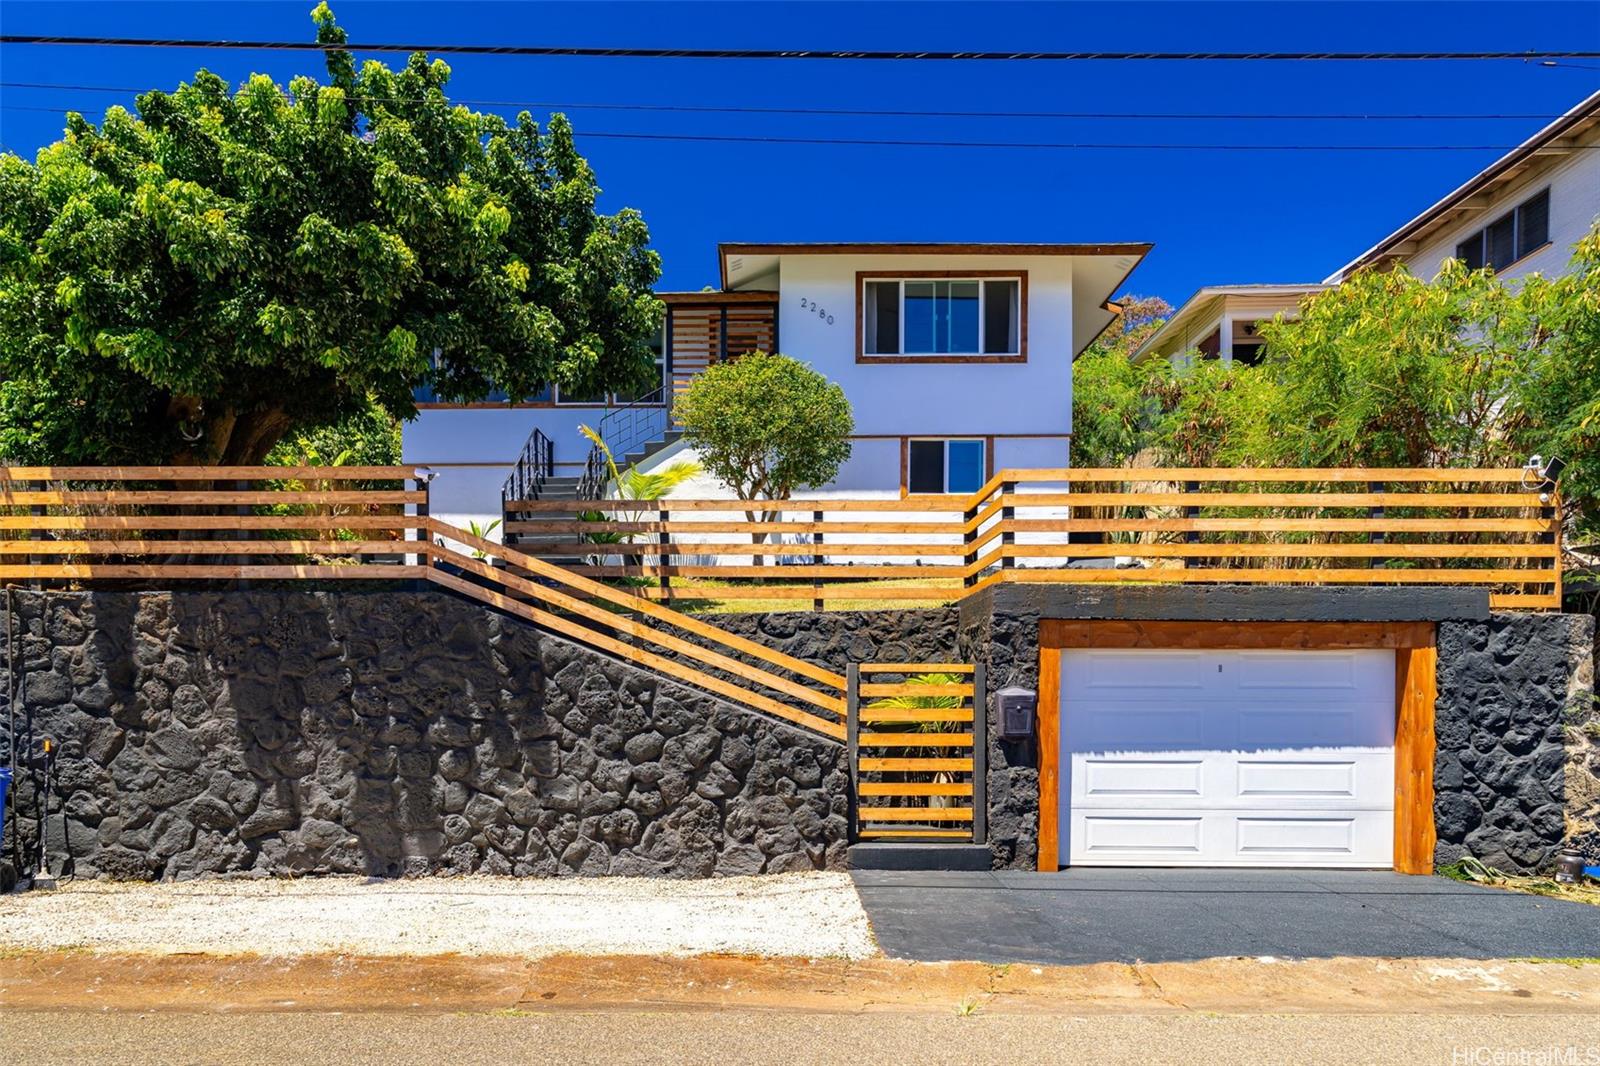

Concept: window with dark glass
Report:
left=1517, top=188, right=1549, bottom=259
left=908, top=438, right=985, bottom=494
left=864, top=278, right=1020, bottom=356
left=1454, top=188, right=1551, bottom=272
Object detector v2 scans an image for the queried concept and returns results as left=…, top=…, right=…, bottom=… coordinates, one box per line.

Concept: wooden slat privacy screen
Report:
left=848, top=663, right=986, bottom=843
left=0, top=465, right=428, bottom=581
left=505, top=467, right=1562, bottom=609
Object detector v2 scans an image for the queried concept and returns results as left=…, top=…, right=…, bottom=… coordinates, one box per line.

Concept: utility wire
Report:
left=2, top=36, right=1599, bottom=62
left=2, top=102, right=1592, bottom=152
left=0, top=81, right=1573, bottom=122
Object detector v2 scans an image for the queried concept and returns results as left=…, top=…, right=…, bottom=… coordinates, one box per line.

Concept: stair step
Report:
left=847, top=842, right=992, bottom=871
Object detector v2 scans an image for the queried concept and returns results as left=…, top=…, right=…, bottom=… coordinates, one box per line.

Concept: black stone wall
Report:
left=1435, top=612, right=1597, bottom=874
left=709, top=608, right=958, bottom=675
left=957, top=588, right=1041, bottom=870
left=0, top=590, right=849, bottom=880
left=958, top=585, right=1597, bottom=874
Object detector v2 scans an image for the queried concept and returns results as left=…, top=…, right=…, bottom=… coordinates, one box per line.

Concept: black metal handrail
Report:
left=575, top=441, right=609, bottom=502
left=502, top=427, right=554, bottom=504
left=596, top=385, right=671, bottom=466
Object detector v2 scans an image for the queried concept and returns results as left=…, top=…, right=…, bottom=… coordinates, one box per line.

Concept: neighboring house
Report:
left=404, top=241, right=1150, bottom=530
left=1135, top=87, right=1600, bottom=366
left=1130, top=283, right=1329, bottom=366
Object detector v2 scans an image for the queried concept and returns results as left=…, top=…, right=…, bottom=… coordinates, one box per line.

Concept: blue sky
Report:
left=2, top=1, right=1598, bottom=307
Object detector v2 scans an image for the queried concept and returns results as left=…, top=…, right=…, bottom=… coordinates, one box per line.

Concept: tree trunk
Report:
left=168, top=402, right=294, bottom=466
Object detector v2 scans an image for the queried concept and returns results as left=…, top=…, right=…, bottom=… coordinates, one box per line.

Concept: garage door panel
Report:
left=1066, top=704, right=1207, bottom=750
left=1061, top=648, right=1396, bottom=869
left=1236, top=758, right=1357, bottom=799
left=1079, top=814, right=1204, bottom=856
left=1235, top=814, right=1392, bottom=863
left=1235, top=757, right=1392, bottom=806
left=1233, top=650, right=1362, bottom=690
left=1079, top=758, right=1204, bottom=800
left=1064, top=650, right=1207, bottom=692
left=1235, top=707, right=1367, bottom=748
left=1071, top=811, right=1392, bottom=867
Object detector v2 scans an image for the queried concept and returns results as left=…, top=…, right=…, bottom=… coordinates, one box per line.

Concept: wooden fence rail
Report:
left=505, top=466, right=1562, bottom=610
left=0, top=464, right=431, bottom=580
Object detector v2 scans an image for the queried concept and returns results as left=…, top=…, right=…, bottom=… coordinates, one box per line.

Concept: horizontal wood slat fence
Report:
left=504, top=467, right=1561, bottom=610
left=0, top=465, right=851, bottom=741
left=847, top=663, right=986, bottom=843
left=0, top=462, right=1564, bottom=848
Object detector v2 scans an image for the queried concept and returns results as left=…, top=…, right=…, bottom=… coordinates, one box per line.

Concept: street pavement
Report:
left=4, top=1008, right=1596, bottom=1065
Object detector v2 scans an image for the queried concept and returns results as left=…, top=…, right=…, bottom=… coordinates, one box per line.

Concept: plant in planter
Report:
left=577, top=425, right=700, bottom=581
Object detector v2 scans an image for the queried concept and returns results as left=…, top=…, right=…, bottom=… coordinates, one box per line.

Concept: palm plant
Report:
left=576, top=425, right=701, bottom=574
left=466, top=518, right=501, bottom=560
left=864, top=672, right=967, bottom=810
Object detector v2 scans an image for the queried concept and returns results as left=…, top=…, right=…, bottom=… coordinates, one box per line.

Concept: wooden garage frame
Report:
left=1035, top=620, right=1439, bottom=875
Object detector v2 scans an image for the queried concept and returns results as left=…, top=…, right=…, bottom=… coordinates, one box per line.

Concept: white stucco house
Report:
left=404, top=241, right=1150, bottom=531
left=1133, top=87, right=1600, bottom=366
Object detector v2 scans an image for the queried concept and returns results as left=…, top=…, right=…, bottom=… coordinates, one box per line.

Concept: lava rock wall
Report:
left=0, top=590, right=849, bottom=880
left=1435, top=612, right=1597, bottom=873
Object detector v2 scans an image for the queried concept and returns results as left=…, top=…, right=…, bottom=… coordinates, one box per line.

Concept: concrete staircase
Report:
left=619, top=428, right=684, bottom=473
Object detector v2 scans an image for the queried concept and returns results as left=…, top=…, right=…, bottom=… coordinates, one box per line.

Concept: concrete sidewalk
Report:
left=852, top=868, right=1600, bottom=965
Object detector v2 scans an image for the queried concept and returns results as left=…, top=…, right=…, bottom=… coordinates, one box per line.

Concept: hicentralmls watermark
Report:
left=1452, top=1048, right=1600, bottom=1066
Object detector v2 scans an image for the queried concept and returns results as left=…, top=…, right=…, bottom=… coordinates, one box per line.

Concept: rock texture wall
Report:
left=957, top=588, right=1041, bottom=871
left=710, top=608, right=959, bottom=675
left=0, top=590, right=848, bottom=880
left=1435, top=612, right=1598, bottom=874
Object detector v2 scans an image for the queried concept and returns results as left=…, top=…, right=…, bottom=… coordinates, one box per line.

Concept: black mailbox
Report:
left=996, top=686, right=1037, bottom=741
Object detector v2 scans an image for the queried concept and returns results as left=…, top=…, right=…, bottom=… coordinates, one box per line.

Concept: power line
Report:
left=2, top=103, right=1592, bottom=152
left=3, top=36, right=1599, bottom=62
left=0, top=81, right=1574, bottom=122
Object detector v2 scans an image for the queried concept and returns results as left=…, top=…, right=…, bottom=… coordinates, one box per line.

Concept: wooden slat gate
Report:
left=847, top=663, right=987, bottom=843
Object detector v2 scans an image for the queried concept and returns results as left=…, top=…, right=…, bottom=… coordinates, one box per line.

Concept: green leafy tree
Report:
left=1502, top=228, right=1600, bottom=539
left=1071, top=349, right=1160, bottom=469
left=1258, top=229, right=1600, bottom=536
left=266, top=395, right=401, bottom=470
left=674, top=352, right=853, bottom=501
left=0, top=3, right=661, bottom=465
left=1255, top=261, right=1526, bottom=469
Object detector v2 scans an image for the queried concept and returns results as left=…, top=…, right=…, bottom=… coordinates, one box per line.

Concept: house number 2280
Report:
left=798, top=297, right=834, bottom=326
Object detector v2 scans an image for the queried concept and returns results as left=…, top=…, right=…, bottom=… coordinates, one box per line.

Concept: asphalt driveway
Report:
left=851, top=868, right=1600, bottom=965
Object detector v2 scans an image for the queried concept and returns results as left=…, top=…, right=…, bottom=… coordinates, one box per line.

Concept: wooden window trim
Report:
left=1034, top=620, right=1437, bottom=875
left=856, top=270, right=1028, bottom=364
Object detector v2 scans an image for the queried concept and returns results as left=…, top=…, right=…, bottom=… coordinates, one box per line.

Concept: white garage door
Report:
left=1061, top=648, right=1395, bottom=868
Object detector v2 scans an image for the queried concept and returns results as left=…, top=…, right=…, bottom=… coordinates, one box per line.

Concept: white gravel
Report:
left=0, top=873, right=878, bottom=960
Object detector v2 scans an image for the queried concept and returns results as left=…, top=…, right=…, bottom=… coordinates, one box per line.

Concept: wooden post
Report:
left=658, top=506, right=671, bottom=602
left=845, top=663, right=861, bottom=841
left=971, top=662, right=988, bottom=846
left=1183, top=479, right=1201, bottom=571
left=962, top=495, right=979, bottom=588
left=1000, top=480, right=1016, bottom=571
left=29, top=479, right=47, bottom=590
left=811, top=509, right=824, bottom=613
left=1368, top=480, right=1386, bottom=570
left=413, top=473, right=430, bottom=574
left=1541, top=491, right=1560, bottom=607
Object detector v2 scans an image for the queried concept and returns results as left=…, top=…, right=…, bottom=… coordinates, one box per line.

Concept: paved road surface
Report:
left=853, top=868, right=1600, bottom=964
left=4, top=1008, right=1595, bottom=1065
